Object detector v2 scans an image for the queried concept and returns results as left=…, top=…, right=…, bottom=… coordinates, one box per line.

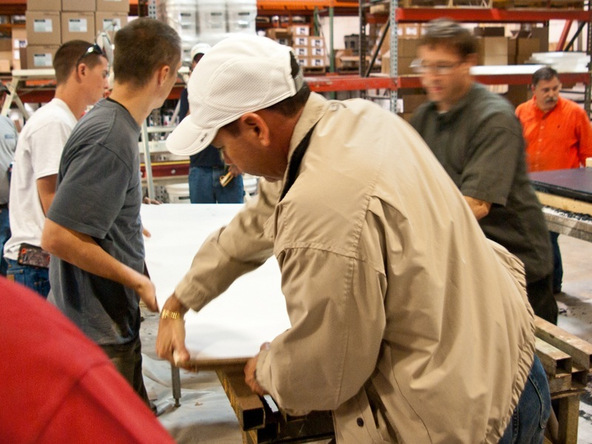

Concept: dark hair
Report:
left=532, top=66, right=558, bottom=87
left=419, top=18, right=477, bottom=59
left=113, top=17, right=181, bottom=88
left=53, top=40, right=101, bottom=86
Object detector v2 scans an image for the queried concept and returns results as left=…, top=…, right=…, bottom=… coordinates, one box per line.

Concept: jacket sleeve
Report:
left=174, top=179, right=280, bottom=311
left=256, top=215, right=387, bottom=414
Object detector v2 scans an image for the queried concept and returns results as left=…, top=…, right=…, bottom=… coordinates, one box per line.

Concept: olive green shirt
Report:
left=411, top=83, right=552, bottom=283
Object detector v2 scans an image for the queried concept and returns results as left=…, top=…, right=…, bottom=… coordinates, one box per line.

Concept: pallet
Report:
left=212, top=316, right=592, bottom=443
left=535, top=316, right=592, bottom=444
left=216, top=367, right=334, bottom=443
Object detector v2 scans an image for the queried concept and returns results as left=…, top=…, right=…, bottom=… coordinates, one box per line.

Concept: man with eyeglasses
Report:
left=411, top=19, right=557, bottom=326
left=42, top=18, right=181, bottom=405
left=4, top=40, right=109, bottom=297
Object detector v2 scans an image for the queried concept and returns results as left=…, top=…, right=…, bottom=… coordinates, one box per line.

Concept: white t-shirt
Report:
left=4, top=98, right=77, bottom=260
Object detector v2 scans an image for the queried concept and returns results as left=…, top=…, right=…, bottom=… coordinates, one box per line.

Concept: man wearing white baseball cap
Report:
left=158, top=34, right=549, bottom=443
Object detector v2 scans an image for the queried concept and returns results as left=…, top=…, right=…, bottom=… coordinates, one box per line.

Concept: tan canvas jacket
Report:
left=175, top=93, right=535, bottom=443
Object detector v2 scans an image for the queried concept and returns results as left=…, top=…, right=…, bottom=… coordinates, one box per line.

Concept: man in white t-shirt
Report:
left=3, top=40, right=109, bottom=297
left=0, top=82, right=18, bottom=276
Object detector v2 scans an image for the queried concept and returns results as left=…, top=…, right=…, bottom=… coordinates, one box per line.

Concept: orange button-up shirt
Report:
left=516, top=96, right=592, bottom=172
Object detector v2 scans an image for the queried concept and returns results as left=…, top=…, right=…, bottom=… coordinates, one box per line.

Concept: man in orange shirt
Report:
left=516, top=66, right=592, bottom=294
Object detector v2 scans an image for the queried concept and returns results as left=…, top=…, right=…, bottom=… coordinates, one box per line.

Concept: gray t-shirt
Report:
left=411, top=83, right=552, bottom=283
left=0, top=116, right=17, bottom=204
left=48, top=98, right=144, bottom=345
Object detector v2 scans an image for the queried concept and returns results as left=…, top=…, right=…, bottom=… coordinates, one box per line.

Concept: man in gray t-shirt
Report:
left=41, top=18, right=181, bottom=403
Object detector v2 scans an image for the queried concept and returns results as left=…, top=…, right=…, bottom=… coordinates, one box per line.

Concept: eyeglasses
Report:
left=410, top=59, right=464, bottom=75
left=76, top=43, right=106, bottom=66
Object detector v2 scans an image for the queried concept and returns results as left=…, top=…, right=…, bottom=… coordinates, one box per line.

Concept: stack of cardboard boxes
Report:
left=266, top=25, right=326, bottom=71
left=24, top=0, right=129, bottom=69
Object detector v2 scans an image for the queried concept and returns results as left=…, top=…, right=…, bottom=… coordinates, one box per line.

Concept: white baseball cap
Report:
left=190, top=43, right=211, bottom=62
left=167, top=34, right=304, bottom=156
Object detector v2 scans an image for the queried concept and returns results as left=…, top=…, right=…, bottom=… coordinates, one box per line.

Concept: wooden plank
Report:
left=547, top=372, right=573, bottom=394
left=217, top=367, right=266, bottom=431
left=557, top=395, right=581, bottom=444
left=536, top=337, right=573, bottom=376
left=535, top=316, right=592, bottom=370
left=570, top=363, right=589, bottom=388
left=536, top=191, right=592, bottom=218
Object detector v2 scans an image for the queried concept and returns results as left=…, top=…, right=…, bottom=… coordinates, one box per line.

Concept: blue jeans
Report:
left=0, top=206, right=10, bottom=276
left=499, top=355, right=551, bottom=444
left=4, top=257, right=50, bottom=298
left=188, top=166, right=244, bottom=204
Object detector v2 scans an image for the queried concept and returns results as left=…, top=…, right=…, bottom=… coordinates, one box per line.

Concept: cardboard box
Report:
left=516, top=38, right=540, bottom=65
left=381, top=53, right=416, bottom=76
left=266, top=28, right=291, bottom=40
left=26, top=11, right=61, bottom=46
left=62, top=12, right=96, bottom=44
left=477, top=37, right=508, bottom=65
left=25, top=45, right=60, bottom=69
left=474, top=26, right=505, bottom=37
left=309, top=57, right=325, bottom=68
left=293, top=36, right=308, bottom=47
left=95, top=12, right=127, bottom=40
left=397, top=24, right=422, bottom=39
left=309, top=37, right=323, bottom=48
left=398, top=38, right=420, bottom=58
left=96, top=0, right=130, bottom=12
left=63, top=0, right=96, bottom=11
left=292, top=46, right=308, bottom=57
left=0, top=59, right=10, bottom=73
left=0, top=39, right=11, bottom=52
left=289, top=25, right=309, bottom=36
left=310, top=46, right=325, bottom=57
left=27, top=0, right=61, bottom=11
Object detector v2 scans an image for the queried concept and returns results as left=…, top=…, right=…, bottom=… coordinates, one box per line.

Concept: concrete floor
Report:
left=141, top=234, right=592, bottom=443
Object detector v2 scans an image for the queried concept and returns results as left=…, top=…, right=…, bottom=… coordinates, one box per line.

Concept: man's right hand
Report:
left=156, top=294, right=191, bottom=366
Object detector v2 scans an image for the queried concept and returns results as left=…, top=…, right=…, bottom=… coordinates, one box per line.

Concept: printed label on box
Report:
left=293, top=47, right=308, bottom=56
left=310, top=58, right=324, bottom=67
left=294, top=37, right=307, bottom=46
left=33, top=53, right=53, bottom=67
left=102, top=18, right=122, bottom=31
left=311, top=47, right=324, bottom=56
left=309, top=38, right=323, bottom=48
left=34, top=19, right=53, bottom=33
left=68, top=19, right=88, bottom=33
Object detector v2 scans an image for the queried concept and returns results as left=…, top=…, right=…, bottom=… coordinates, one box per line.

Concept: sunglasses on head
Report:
left=77, top=43, right=106, bottom=66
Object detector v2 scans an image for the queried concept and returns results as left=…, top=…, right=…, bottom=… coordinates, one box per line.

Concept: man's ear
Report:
left=157, top=64, right=171, bottom=86
left=465, top=53, right=478, bottom=67
left=239, top=113, right=271, bottom=146
left=75, top=62, right=87, bottom=80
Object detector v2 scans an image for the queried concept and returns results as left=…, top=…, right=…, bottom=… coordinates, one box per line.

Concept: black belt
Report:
left=0, top=203, right=7, bottom=209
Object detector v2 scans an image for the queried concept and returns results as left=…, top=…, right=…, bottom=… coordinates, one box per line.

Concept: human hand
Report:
left=143, top=196, right=162, bottom=205
left=156, top=295, right=191, bottom=367
left=244, top=342, right=270, bottom=396
left=228, top=165, right=242, bottom=177
left=136, top=273, right=158, bottom=312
